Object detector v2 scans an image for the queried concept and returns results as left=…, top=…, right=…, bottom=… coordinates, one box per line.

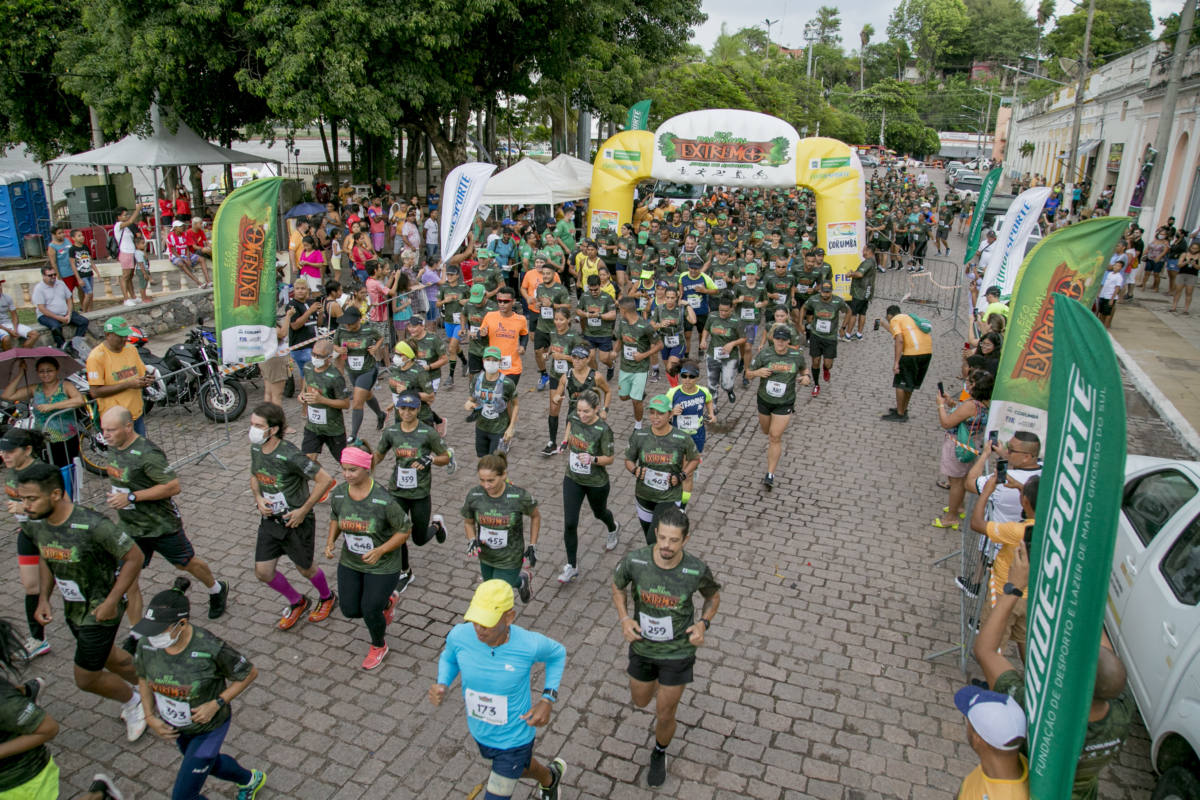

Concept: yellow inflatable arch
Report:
left=587, top=109, right=866, bottom=297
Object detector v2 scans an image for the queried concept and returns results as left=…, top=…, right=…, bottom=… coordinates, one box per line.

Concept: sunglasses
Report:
left=679, top=370, right=700, bottom=378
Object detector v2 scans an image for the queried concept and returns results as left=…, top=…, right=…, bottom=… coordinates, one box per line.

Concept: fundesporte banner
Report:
left=1026, top=295, right=1125, bottom=800
left=650, top=110, right=801, bottom=188
left=963, top=167, right=1002, bottom=264
left=976, top=186, right=1051, bottom=311
left=440, top=162, right=497, bottom=262
left=213, top=177, right=283, bottom=364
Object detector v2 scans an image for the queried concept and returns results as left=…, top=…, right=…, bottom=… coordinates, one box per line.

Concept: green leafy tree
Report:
left=963, top=0, right=1038, bottom=63
left=887, top=0, right=971, bottom=75
left=1158, top=9, right=1200, bottom=45
left=810, top=6, right=843, bottom=45
left=885, top=119, right=941, bottom=156
left=859, top=24, right=875, bottom=90
left=1044, top=0, right=1152, bottom=66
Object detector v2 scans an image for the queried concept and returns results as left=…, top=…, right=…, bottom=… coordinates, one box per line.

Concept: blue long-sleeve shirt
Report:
left=436, top=622, right=567, bottom=749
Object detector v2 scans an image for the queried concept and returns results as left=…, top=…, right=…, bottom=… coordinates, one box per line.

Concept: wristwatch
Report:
left=700, top=618, right=712, bottom=630
left=541, top=689, right=558, bottom=703
left=1002, top=582, right=1024, bottom=598
left=127, top=492, right=137, bottom=505
left=215, top=697, right=227, bottom=709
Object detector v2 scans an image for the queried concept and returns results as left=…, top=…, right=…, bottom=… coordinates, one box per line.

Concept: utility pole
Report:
left=880, top=108, right=886, bottom=147
left=804, top=22, right=819, bottom=78
left=1063, top=0, right=1096, bottom=199
left=763, top=18, right=779, bottom=70
left=1139, top=0, right=1196, bottom=228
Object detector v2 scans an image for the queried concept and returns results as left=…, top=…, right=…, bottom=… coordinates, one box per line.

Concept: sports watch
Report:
left=1002, top=583, right=1024, bottom=598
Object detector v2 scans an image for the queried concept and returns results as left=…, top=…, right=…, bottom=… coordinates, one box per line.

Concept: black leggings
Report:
left=561, top=477, right=616, bottom=568
left=475, top=427, right=504, bottom=457
left=394, top=494, right=435, bottom=573
left=635, top=496, right=679, bottom=545
left=45, top=435, right=80, bottom=468
left=337, top=564, right=399, bottom=646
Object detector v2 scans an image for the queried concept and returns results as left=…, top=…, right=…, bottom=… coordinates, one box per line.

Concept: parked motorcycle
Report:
left=139, top=325, right=249, bottom=422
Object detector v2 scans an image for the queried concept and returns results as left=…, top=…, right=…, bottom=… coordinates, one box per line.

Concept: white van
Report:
left=1107, top=455, right=1200, bottom=798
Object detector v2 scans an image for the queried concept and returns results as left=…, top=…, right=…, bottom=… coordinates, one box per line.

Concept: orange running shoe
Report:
left=362, top=643, right=389, bottom=670
left=277, top=597, right=311, bottom=630
left=383, top=590, right=400, bottom=626
left=309, top=593, right=337, bottom=622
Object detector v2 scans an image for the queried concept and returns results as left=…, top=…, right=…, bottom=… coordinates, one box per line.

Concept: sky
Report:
left=693, top=0, right=1176, bottom=57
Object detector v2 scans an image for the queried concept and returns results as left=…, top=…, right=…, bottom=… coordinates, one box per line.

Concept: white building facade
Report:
left=1003, top=41, right=1200, bottom=230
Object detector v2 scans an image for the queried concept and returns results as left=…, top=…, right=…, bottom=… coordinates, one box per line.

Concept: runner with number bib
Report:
left=748, top=328, right=811, bottom=490
left=666, top=362, right=715, bottom=509
left=556, top=389, right=620, bottom=584
left=540, top=310, right=587, bottom=457
left=623, top=395, right=701, bottom=544
left=1, top=429, right=52, bottom=659
left=461, top=454, right=540, bottom=602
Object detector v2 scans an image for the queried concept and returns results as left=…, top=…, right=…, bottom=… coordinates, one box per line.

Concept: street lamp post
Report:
left=804, top=23, right=819, bottom=78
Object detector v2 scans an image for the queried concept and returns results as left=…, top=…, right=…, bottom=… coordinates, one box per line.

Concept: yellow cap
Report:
left=463, top=579, right=515, bottom=627
left=394, top=342, right=416, bottom=359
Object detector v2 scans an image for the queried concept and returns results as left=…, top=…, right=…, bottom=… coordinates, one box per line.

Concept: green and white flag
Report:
left=212, top=177, right=283, bottom=364
left=963, top=167, right=1002, bottom=264
left=626, top=100, right=652, bottom=131
left=1026, top=295, right=1125, bottom=800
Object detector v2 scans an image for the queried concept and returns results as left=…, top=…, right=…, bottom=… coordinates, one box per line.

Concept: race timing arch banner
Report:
left=587, top=109, right=866, bottom=297
left=213, top=177, right=283, bottom=365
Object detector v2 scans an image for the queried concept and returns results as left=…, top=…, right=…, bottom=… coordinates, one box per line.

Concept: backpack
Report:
left=106, top=228, right=119, bottom=258
left=910, top=313, right=932, bottom=333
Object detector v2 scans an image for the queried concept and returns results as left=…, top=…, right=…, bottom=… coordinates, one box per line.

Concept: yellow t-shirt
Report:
left=957, top=756, right=1029, bottom=799
left=575, top=253, right=602, bottom=288
left=85, top=343, right=146, bottom=420
left=891, top=314, right=933, bottom=356
left=986, top=519, right=1033, bottom=604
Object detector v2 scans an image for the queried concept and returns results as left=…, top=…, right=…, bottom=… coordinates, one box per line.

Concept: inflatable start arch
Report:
left=587, top=109, right=866, bottom=297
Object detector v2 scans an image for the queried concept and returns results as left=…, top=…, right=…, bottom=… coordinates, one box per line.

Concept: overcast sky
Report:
left=692, top=0, right=1176, bottom=56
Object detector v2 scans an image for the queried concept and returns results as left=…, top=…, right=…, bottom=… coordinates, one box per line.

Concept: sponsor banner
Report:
left=589, top=209, right=619, bottom=239
left=1026, top=295, right=1125, bottom=799
left=650, top=109, right=801, bottom=188
left=440, top=162, right=497, bottom=261
left=964, top=167, right=1003, bottom=264
left=213, top=177, right=283, bottom=364
left=626, top=100, right=652, bottom=131
left=976, top=186, right=1051, bottom=311
left=824, top=221, right=859, bottom=255
left=988, top=216, right=1129, bottom=442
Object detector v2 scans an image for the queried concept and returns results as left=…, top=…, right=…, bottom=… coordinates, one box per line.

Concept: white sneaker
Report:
left=120, top=696, right=147, bottom=742
left=556, top=564, right=579, bottom=584
left=122, top=299, right=138, bottom=306
left=605, top=521, right=621, bottom=551
left=22, top=636, right=50, bottom=659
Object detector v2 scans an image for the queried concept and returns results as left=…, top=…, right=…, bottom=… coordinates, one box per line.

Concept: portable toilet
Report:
left=21, top=171, right=50, bottom=240
left=0, top=173, right=27, bottom=258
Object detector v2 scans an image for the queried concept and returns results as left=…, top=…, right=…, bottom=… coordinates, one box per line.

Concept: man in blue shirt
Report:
left=430, top=580, right=567, bottom=800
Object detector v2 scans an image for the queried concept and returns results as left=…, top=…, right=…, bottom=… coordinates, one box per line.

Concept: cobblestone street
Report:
left=7, top=299, right=1185, bottom=799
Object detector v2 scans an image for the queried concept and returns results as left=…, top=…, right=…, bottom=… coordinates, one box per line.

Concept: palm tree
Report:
left=860, top=24, right=875, bottom=91
left=1035, top=0, right=1054, bottom=78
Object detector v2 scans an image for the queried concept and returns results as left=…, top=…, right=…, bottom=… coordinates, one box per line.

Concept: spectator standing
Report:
left=173, top=188, right=191, bottom=222
left=113, top=206, right=140, bottom=305
left=31, top=268, right=88, bottom=348
left=881, top=305, right=932, bottom=422
left=86, top=317, right=152, bottom=436
left=47, top=226, right=80, bottom=295
left=68, top=230, right=95, bottom=310
left=423, top=208, right=440, bottom=264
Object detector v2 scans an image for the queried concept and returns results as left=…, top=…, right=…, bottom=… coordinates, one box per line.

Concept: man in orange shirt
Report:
left=882, top=304, right=933, bottom=421
left=478, top=287, right=529, bottom=385
left=953, top=686, right=1029, bottom=799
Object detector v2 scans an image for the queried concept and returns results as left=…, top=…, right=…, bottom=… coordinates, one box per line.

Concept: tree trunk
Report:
left=405, top=126, right=419, bottom=197
left=318, top=118, right=334, bottom=181
left=349, top=126, right=357, bottom=180
left=331, top=118, right=341, bottom=186
left=419, top=96, right=471, bottom=173
left=424, top=134, right=432, bottom=195
left=188, top=165, right=205, bottom=218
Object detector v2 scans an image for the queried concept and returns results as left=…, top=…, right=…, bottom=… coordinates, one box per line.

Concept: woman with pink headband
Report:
left=324, top=442, right=411, bottom=670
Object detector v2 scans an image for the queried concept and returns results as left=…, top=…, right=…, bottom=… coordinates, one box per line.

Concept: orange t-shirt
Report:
left=480, top=311, right=529, bottom=375
left=890, top=314, right=933, bottom=356
left=521, top=269, right=561, bottom=304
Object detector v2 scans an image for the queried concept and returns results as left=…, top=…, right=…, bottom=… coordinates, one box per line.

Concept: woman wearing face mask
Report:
left=0, top=428, right=52, bottom=659
left=133, top=577, right=266, bottom=800
left=324, top=443, right=411, bottom=670
left=1140, top=228, right=1169, bottom=294
left=556, top=390, right=619, bottom=584
left=464, top=346, right=519, bottom=457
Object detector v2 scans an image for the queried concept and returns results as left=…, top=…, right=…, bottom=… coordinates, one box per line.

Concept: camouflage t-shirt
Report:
left=750, top=346, right=808, bottom=406
left=438, top=283, right=468, bottom=324
left=251, top=439, right=321, bottom=515
left=471, top=374, right=518, bottom=435
left=802, top=295, right=849, bottom=341
left=612, top=546, right=721, bottom=660
left=376, top=421, right=449, bottom=499
left=850, top=258, right=877, bottom=301
left=624, top=428, right=699, bottom=504
left=465, top=301, right=499, bottom=357
left=546, top=330, right=586, bottom=379
left=302, top=364, right=348, bottom=436
left=108, top=435, right=182, bottom=539
left=563, top=415, right=614, bottom=488
left=733, top=283, right=766, bottom=325
left=409, top=333, right=446, bottom=382
left=333, top=322, right=384, bottom=376
left=534, top=283, right=571, bottom=333
left=460, top=484, right=538, bottom=569
left=24, top=504, right=134, bottom=627
left=134, top=626, right=252, bottom=736
left=330, top=481, right=411, bottom=575
left=579, top=292, right=616, bottom=338
left=616, top=317, right=658, bottom=374
left=384, top=364, right=435, bottom=423
left=0, top=681, right=49, bottom=791
left=703, top=314, right=743, bottom=357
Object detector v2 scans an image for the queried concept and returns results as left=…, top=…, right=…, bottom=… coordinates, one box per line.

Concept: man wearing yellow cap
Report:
left=429, top=580, right=567, bottom=800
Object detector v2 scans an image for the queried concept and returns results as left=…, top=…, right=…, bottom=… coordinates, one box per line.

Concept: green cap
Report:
left=104, top=316, right=132, bottom=337
left=469, top=284, right=486, bottom=302
left=717, top=213, right=728, bottom=219
left=483, top=346, right=502, bottom=359
left=640, top=269, right=656, bottom=279
left=663, top=256, right=676, bottom=266
left=637, top=231, right=649, bottom=244
left=477, top=248, right=494, bottom=259
left=639, top=220, right=650, bottom=228
left=743, top=263, right=759, bottom=274
left=752, top=230, right=764, bottom=239
left=800, top=241, right=814, bottom=250
left=646, top=394, right=672, bottom=413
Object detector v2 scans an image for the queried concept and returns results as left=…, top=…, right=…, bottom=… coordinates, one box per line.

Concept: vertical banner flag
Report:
left=988, top=216, right=1129, bottom=442
left=976, top=186, right=1051, bottom=311
left=440, top=162, right=497, bottom=263
left=1026, top=295, right=1125, bottom=800
left=963, top=167, right=1003, bottom=264
left=213, top=177, right=283, bottom=365
left=626, top=100, right=652, bottom=131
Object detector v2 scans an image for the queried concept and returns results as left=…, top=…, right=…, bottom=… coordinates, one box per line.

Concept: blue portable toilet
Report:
left=21, top=171, right=50, bottom=240
left=0, top=172, right=26, bottom=258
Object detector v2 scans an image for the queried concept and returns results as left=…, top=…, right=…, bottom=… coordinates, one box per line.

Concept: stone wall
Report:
left=30, top=288, right=214, bottom=342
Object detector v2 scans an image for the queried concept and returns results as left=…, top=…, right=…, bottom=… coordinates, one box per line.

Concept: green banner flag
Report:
left=963, top=167, right=1003, bottom=264
left=988, top=216, right=1129, bottom=443
left=626, top=100, right=652, bottom=131
left=212, top=177, right=283, bottom=365
left=1026, top=295, right=1125, bottom=799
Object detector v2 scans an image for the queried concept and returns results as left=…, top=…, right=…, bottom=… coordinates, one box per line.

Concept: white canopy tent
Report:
left=48, top=105, right=279, bottom=244
left=480, top=158, right=588, bottom=205
left=546, top=153, right=593, bottom=192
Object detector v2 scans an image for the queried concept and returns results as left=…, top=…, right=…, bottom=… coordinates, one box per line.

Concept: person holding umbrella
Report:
left=2, top=354, right=85, bottom=467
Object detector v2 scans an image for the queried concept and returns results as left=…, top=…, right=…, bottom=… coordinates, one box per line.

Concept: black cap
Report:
left=570, top=345, right=592, bottom=359
left=339, top=306, right=362, bottom=326
left=772, top=327, right=792, bottom=340
left=0, top=428, right=35, bottom=452
left=985, top=285, right=1001, bottom=297
left=395, top=391, right=421, bottom=408
left=132, top=584, right=190, bottom=636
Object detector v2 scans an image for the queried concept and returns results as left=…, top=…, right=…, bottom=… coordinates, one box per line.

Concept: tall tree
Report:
left=860, top=24, right=875, bottom=90
left=810, top=6, right=843, bottom=45
left=887, top=0, right=971, bottom=76
left=1044, top=0, right=1153, bottom=65
left=963, top=0, right=1038, bottom=63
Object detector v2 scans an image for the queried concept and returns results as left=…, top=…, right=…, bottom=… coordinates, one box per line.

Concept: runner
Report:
left=677, top=260, right=717, bottom=357
left=332, top=305, right=388, bottom=438
left=478, top=287, right=529, bottom=386
left=732, top=263, right=767, bottom=383
left=698, top=295, right=746, bottom=408
left=300, top=339, right=350, bottom=464
left=374, top=391, right=452, bottom=591
left=531, top=263, right=572, bottom=391
left=324, top=442, right=411, bottom=670
left=650, top=286, right=694, bottom=388
left=248, top=403, right=337, bottom=631
left=665, top=361, right=716, bottom=507
left=540, top=312, right=589, bottom=457
left=800, top=281, right=848, bottom=397
left=557, top=389, right=620, bottom=583
left=461, top=453, right=540, bottom=602
left=623, top=395, right=701, bottom=544
left=99, top=407, right=229, bottom=637
left=462, top=284, right=498, bottom=402
left=1, top=429, right=52, bottom=658
left=577, top=275, right=617, bottom=380
left=405, top=317, right=448, bottom=399
left=429, top=580, right=567, bottom=800
left=466, top=347, right=520, bottom=457
left=17, top=462, right=147, bottom=741
left=610, top=506, right=721, bottom=788
left=842, top=244, right=878, bottom=340
left=436, top=265, right=469, bottom=389
left=614, top=297, right=662, bottom=431
left=748, top=327, right=812, bottom=489
left=132, top=579, right=267, bottom=800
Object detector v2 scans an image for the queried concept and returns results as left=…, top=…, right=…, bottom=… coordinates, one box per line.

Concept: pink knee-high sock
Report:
left=267, top=572, right=303, bottom=605
left=308, top=568, right=332, bottom=601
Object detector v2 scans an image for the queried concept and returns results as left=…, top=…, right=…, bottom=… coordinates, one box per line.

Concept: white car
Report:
left=1107, top=455, right=1200, bottom=799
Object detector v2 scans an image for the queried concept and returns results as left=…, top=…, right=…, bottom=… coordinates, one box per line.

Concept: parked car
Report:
left=954, top=172, right=985, bottom=198
left=945, top=161, right=965, bottom=184
left=649, top=180, right=707, bottom=209
left=1107, top=455, right=1200, bottom=800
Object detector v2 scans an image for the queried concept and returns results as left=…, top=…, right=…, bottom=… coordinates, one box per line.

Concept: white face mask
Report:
left=147, top=626, right=181, bottom=650
left=483, top=360, right=501, bottom=376
left=311, top=356, right=327, bottom=369
left=392, top=355, right=410, bottom=369
left=248, top=426, right=269, bottom=445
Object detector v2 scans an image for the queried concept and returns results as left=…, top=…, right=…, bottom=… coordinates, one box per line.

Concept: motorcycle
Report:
left=139, top=324, right=249, bottom=422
